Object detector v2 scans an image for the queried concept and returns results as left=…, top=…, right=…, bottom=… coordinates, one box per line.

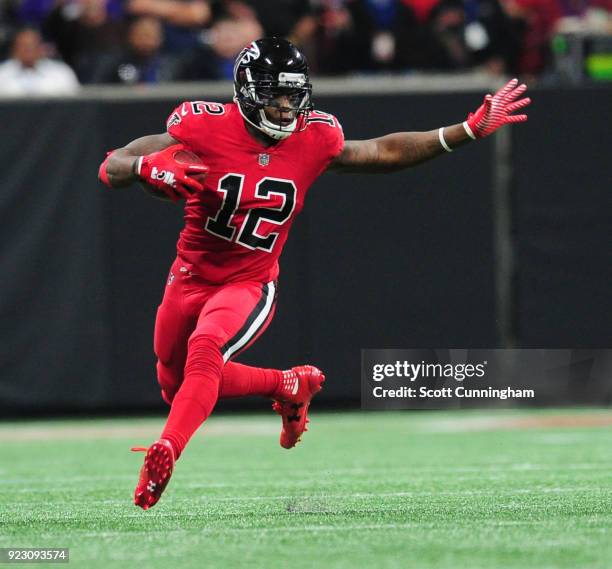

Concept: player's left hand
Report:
left=464, top=78, right=531, bottom=139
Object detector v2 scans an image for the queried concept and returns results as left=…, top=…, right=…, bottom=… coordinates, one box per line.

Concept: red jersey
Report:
left=166, top=101, right=344, bottom=284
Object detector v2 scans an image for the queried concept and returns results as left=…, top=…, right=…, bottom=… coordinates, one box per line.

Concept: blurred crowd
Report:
left=0, top=0, right=610, bottom=95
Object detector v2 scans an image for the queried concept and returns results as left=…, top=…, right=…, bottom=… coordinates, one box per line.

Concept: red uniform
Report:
left=155, top=101, right=344, bottom=400
left=167, top=101, right=344, bottom=284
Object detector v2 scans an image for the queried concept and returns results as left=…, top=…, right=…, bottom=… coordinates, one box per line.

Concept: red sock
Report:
left=161, top=336, right=222, bottom=460
left=219, top=362, right=297, bottom=399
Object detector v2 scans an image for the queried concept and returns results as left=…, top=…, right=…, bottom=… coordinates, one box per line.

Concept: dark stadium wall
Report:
left=0, top=86, right=610, bottom=413
left=512, top=87, right=612, bottom=349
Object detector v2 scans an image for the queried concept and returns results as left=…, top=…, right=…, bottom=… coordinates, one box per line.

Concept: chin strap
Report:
left=234, top=94, right=298, bottom=141
left=258, top=109, right=297, bottom=140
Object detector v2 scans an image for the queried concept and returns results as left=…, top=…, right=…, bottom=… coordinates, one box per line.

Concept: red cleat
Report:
left=131, top=438, right=175, bottom=510
left=272, top=365, right=325, bottom=449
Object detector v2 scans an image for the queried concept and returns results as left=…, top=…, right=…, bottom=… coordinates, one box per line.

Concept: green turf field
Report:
left=1, top=409, right=611, bottom=569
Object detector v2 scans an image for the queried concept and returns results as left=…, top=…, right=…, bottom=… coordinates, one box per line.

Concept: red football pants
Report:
left=154, top=257, right=277, bottom=403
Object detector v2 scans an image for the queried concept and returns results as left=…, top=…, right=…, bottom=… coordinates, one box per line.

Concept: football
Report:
left=139, top=147, right=207, bottom=201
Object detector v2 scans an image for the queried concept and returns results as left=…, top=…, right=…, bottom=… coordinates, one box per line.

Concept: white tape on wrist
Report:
left=462, top=121, right=476, bottom=140
left=135, top=156, right=144, bottom=176
left=438, top=127, right=453, bottom=153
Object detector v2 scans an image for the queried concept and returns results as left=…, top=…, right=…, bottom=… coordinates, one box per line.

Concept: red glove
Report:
left=135, top=144, right=209, bottom=202
left=464, top=78, right=531, bottom=140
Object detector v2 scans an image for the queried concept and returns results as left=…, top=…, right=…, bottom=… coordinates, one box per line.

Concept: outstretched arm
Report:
left=328, top=124, right=470, bottom=173
left=328, top=78, right=530, bottom=174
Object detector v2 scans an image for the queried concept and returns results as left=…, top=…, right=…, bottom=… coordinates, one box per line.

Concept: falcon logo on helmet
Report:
left=239, top=42, right=261, bottom=65
left=233, top=37, right=313, bottom=141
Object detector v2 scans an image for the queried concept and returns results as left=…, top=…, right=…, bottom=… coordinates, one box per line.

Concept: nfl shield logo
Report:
left=258, top=153, right=270, bottom=166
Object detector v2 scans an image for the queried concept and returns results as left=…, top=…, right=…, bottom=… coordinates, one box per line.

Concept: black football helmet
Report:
left=233, top=37, right=313, bottom=140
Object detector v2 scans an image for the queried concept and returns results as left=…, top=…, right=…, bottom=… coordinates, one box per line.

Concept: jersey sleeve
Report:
left=166, top=100, right=226, bottom=149
left=327, top=114, right=345, bottom=160
left=307, top=110, right=345, bottom=172
left=166, top=101, right=194, bottom=146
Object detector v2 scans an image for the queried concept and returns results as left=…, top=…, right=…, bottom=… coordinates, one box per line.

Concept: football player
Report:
left=99, top=37, right=530, bottom=510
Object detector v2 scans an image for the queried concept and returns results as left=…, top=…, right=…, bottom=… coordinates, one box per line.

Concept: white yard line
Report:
left=2, top=462, right=612, bottom=487
left=65, top=518, right=580, bottom=542
left=0, top=421, right=278, bottom=441
left=2, top=486, right=609, bottom=500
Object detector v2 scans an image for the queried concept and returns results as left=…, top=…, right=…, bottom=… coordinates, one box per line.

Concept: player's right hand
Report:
left=135, top=144, right=209, bottom=202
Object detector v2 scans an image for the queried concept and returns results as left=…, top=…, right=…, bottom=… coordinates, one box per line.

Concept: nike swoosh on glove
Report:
left=136, top=144, right=209, bottom=202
